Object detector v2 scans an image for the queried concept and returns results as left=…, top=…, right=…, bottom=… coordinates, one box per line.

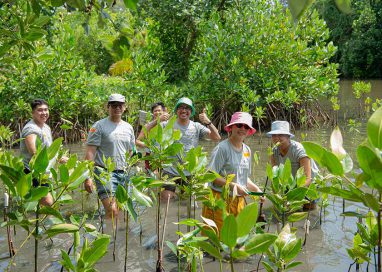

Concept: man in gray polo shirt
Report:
left=84, top=94, right=135, bottom=219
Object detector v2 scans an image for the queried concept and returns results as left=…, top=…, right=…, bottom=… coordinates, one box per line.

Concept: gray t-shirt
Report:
left=162, top=120, right=210, bottom=176
left=20, top=120, right=53, bottom=168
left=87, top=118, right=135, bottom=170
left=272, top=140, right=318, bottom=179
left=209, top=139, right=252, bottom=195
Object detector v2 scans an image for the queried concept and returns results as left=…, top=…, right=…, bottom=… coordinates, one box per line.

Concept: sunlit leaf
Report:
left=357, top=145, right=382, bottom=191
left=367, top=106, right=382, bottom=149
left=46, top=223, right=79, bottom=237
left=236, top=202, right=258, bottom=237
left=39, top=206, right=64, bottom=222
left=16, top=173, right=32, bottom=198
left=83, top=236, right=110, bottom=267
left=195, top=240, right=222, bottom=260
left=287, top=212, right=308, bottom=222
left=221, top=214, right=237, bottom=248
left=245, top=233, right=278, bottom=254
left=287, top=0, right=314, bottom=22
left=335, top=0, right=352, bottom=14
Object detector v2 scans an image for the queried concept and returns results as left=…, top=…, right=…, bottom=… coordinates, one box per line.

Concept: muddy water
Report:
left=0, top=80, right=381, bottom=272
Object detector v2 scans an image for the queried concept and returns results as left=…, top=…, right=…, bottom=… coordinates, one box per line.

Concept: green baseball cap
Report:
left=174, top=97, right=195, bottom=117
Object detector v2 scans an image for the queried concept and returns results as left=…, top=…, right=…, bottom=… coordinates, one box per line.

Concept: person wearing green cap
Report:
left=146, top=97, right=221, bottom=200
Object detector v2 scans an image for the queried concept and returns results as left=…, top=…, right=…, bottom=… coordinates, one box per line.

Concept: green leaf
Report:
left=48, top=137, right=63, bottom=160
left=132, top=186, right=153, bottom=207
left=280, top=159, right=292, bottom=185
left=60, top=250, right=75, bottom=271
left=83, top=236, right=110, bottom=267
left=303, top=142, right=344, bottom=176
left=67, top=162, right=89, bottom=190
left=27, top=187, right=49, bottom=202
left=236, top=202, right=258, bottom=237
left=46, top=223, right=79, bottom=237
left=231, top=248, right=250, bottom=259
left=221, top=214, right=237, bottom=248
left=23, top=28, right=47, bottom=41
left=16, top=173, right=32, bottom=197
left=361, top=193, right=380, bottom=212
left=367, top=107, right=382, bottom=149
left=318, top=187, right=362, bottom=202
left=33, top=147, right=49, bottom=174
left=335, top=0, right=352, bottom=14
left=244, top=233, right=278, bottom=254
left=282, top=238, right=302, bottom=262
left=357, top=145, right=382, bottom=191
left=342, top=153, right=353, bottom=173
left=39, top=206, right=64, bottom=222
left=165, top=241, right=178, bottom=256
left=123, top=0, right=138, bottom=10
left=195, top=240, right=222, bottom=260
left=285, top=261, right=303, bottom=270
left=286, top=187, right=307, bottom=201
left=0, top=174, right=16, bottom=195
left=33, top=16, right=50, bottom=27
left=287, top=212, right=308, bottom=223
left=287, top=0, right=314, bottom=21
left=115, top=184, right=128, bottom=204
left=59, top=165, right=69, bottom=184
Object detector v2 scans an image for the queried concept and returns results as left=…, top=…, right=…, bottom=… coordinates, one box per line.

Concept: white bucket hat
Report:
left=266, top=121, right=294, bottom=138
left=108, top=93, right=125, bottom=103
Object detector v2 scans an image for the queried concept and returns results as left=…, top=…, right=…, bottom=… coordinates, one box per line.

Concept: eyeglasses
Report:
left=177, top=105, right=192, bottom=111
left=109, top=103, right=125, bottom=109
left=234, top=123, right=250, bottom=130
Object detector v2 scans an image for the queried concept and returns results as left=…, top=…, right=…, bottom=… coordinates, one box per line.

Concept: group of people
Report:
left=20, top=94, right=317, bottom=233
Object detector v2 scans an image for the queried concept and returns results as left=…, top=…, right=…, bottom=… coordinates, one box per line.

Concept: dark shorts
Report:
left=162, top=171, right=190, bottom=192
left=24, top=168, right=49, bottom=188
left=94, top=166, right=129, bottom=200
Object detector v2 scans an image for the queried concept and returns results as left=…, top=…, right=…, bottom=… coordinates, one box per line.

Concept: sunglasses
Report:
left=109, top=103, right=125, bottom=109
left=234, top=123, right=250, bottom=130
left=177, top=105, right=192, bottom=111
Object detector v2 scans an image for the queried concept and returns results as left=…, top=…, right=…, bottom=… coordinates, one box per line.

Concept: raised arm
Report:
left=199, top=109, right=221, bottom=141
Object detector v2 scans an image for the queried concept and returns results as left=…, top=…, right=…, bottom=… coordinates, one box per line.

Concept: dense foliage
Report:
left=1, top=0, right=342, bottom=140
left=314, top=0, right=382, bottom=78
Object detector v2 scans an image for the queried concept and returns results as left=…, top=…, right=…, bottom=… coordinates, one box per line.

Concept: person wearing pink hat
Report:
left=202, top=112, right=263, bottom=233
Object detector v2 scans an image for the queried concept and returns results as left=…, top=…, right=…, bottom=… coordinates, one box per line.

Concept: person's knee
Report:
left=40, top=194, right=53, bottom=206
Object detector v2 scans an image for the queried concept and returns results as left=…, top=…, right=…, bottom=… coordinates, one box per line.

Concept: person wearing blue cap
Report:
left=146, top=97, right=221, bottom=200
left=84, top=93, right=136, bottom=219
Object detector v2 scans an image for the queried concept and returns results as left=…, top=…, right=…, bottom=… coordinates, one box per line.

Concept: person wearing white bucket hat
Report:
left=202, top=112, right=263, bottom=233
left=267, top=120, right=318, bottom=190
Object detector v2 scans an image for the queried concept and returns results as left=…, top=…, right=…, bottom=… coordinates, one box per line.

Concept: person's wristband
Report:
left=205, top=122, right=212, bottom=126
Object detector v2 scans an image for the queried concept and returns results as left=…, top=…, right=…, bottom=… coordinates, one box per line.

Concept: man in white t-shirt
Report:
left=146, top=97, right=221, bottom=200
left=84, top=94, right=136, bottom=219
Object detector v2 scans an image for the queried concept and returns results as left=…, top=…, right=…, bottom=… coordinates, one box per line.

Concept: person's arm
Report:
left=84, top=145, right=97, bottom=193
left=247, top=178, right=262, bottom=193
left=213, top=177, right=248, bottom=195
left=145, top=113, right=170, bottom=133
left=24, top=134, right=37, bottom=156
left=206, top=123, right=221, bottom=141
left=135, top=127, right=146, bottom=149
left=198, top=109, right=221, bottom=141
left=299, top=157, right=312, bottom=186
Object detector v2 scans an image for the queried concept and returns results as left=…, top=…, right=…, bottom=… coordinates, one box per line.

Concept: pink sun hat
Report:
left=224, top=112, right=256, bottom=136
